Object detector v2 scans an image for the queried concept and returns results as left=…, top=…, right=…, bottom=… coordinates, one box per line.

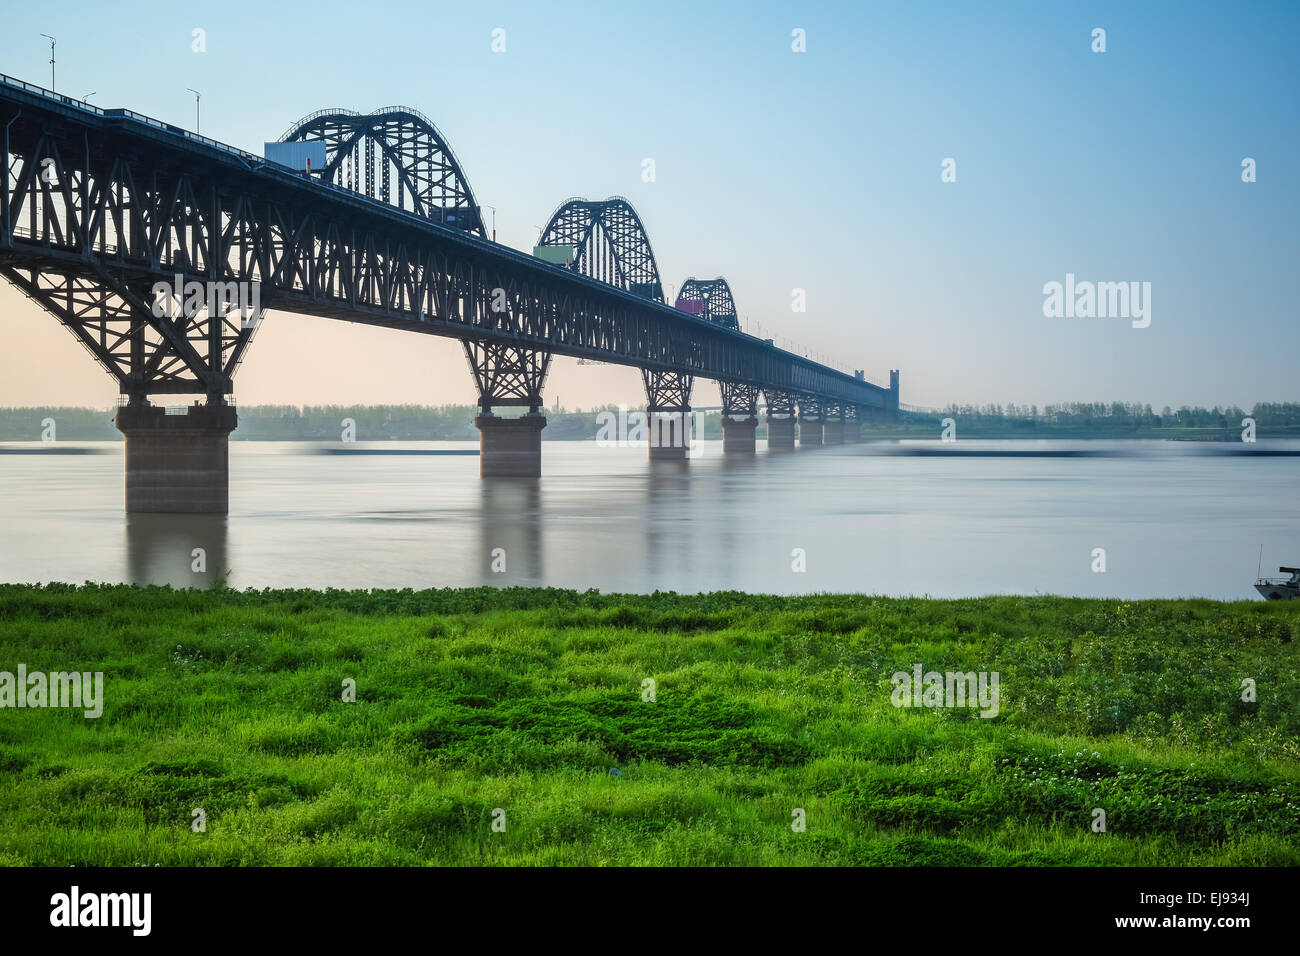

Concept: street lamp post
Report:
left=186, top=88, right=201, bottom=133
left=40, top=35, right=56, bottom=89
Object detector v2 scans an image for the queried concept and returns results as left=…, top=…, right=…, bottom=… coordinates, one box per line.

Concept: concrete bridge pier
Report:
left=798, top=416, right=823, bottom=446
left=766, top=417, right=796, bottom=450
left=475, top=413, right=547, bottom=477
left=116, top=404, right=238, bottom=513
left=823, top=418, right=844, bottom=445
left=718, top=381, right=759, bottom=455
left=763, top=390, right=798, bottom=451
left=721, top=416, right=758, bottom=454
left=465, top=341, right=551, bottom=477
left=649, top=411, right=692, bottom=460
left=644, top=370, right=694, bottom=461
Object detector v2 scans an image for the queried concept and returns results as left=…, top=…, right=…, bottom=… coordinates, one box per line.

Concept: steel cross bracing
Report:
left=642, top=369, right=693, bottom=413
left=799, top=396, right=825, bottom=421
left=0, top=76, right=893, bottom=412
left=763, top=389, right=798, bottom=419
left=720, top=381, right=759, bottom=420
left=464, top=341, right=551, bottom=413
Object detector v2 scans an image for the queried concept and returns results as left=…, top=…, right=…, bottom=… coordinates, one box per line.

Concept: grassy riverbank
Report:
left=0, top=585, right=1296, bottom=866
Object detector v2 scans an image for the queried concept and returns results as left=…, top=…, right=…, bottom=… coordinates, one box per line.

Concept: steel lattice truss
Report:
left=536, top=198, right=664, bottom=301
left=675, top=277, right=739, bottom=331
left=764, top=390, right=797, bottom=419
left=799, top=396, right=824, bottom=421
left=642, top=369, right=693, bottom=413
left=279, top=108, right=484, bottom=234
left=464, top=341, right=551, bottom=413
left=0, top=264, right=252, bottom=399
left=0, top=79, right=893, bottom=413
left=720, top=382, right=759, bottom=419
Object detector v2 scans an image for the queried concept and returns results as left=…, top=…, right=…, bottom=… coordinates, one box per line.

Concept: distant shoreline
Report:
left=1, top=404, right=1297, bottom=443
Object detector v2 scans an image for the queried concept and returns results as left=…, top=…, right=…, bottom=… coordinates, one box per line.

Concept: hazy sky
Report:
left=1, top=0, right=1295, bottom=411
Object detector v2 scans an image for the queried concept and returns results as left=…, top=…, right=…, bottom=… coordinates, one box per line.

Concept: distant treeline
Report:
left=236, top=404, right=482, bottom=440
left=890, top=402, right=1300, bottom=438
left=0, top=404, right=726, bottom=441
left=2, top=401, right=1297, bottom=441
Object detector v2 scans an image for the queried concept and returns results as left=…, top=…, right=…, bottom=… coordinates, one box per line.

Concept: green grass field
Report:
left=0, top=585, right=1296, bottom=866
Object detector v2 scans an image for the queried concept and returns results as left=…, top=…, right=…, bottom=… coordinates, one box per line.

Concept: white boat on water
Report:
left=1255, top=566, right=1300, bottom=600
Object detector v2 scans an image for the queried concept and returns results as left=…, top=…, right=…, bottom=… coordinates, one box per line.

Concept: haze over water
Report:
left=1, top=439, right=1295, bottom=600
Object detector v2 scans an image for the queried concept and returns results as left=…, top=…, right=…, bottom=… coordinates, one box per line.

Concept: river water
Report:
left=0, top=439, right=1295, bottom=599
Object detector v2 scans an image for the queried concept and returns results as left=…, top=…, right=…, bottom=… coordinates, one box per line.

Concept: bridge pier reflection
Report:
left=642, top=456, right=693, bottom=580
left=478, top=478, right=543, bottom=583
left=125, top=513, right=229, bottom=588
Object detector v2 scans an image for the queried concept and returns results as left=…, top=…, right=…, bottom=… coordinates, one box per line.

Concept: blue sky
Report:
left=1, top=0, right=1296, bottom=410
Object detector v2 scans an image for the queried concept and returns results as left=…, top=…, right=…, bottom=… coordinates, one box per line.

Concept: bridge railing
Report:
left=0, top=72, right=103, bottom=115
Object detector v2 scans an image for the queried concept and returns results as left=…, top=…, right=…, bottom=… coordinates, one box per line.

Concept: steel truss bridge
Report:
left=0, top=71, right=898, bottom=504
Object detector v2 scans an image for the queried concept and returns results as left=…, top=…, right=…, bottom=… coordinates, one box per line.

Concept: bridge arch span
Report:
left=534, top=198, right=664, bottom=302
left=674, top=277, right=739, bottom=330
left=278, top=107, right=484, bottom=234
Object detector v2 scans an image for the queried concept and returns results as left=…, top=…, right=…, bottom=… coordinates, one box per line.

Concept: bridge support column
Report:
left=721, top=416, right=758, bottom=454
left=798, top=397, right=825, bottom=446
left=843, top=409, right=861, bottom=443
left=475, top=414, right=546, bottom=477
left=822, top=404, right=844, bottom=445
left=464, top=341, right=551, bottom=477
left=116, top=404, right=238, bottom=513
left=798, top=397, right=824, bottom=447
left=649, top=412, right=691, bottom=460
left=643, top=370, right=694, bottom=461
left=767, top=417, right=796, bottom=450
left=762, top=390, right=797, bottom=451
left=719, top=381, right=759, bottom=455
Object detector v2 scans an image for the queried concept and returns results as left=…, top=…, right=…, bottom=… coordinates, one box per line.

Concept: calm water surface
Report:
left=0, top=440, right=1295, bottom=598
